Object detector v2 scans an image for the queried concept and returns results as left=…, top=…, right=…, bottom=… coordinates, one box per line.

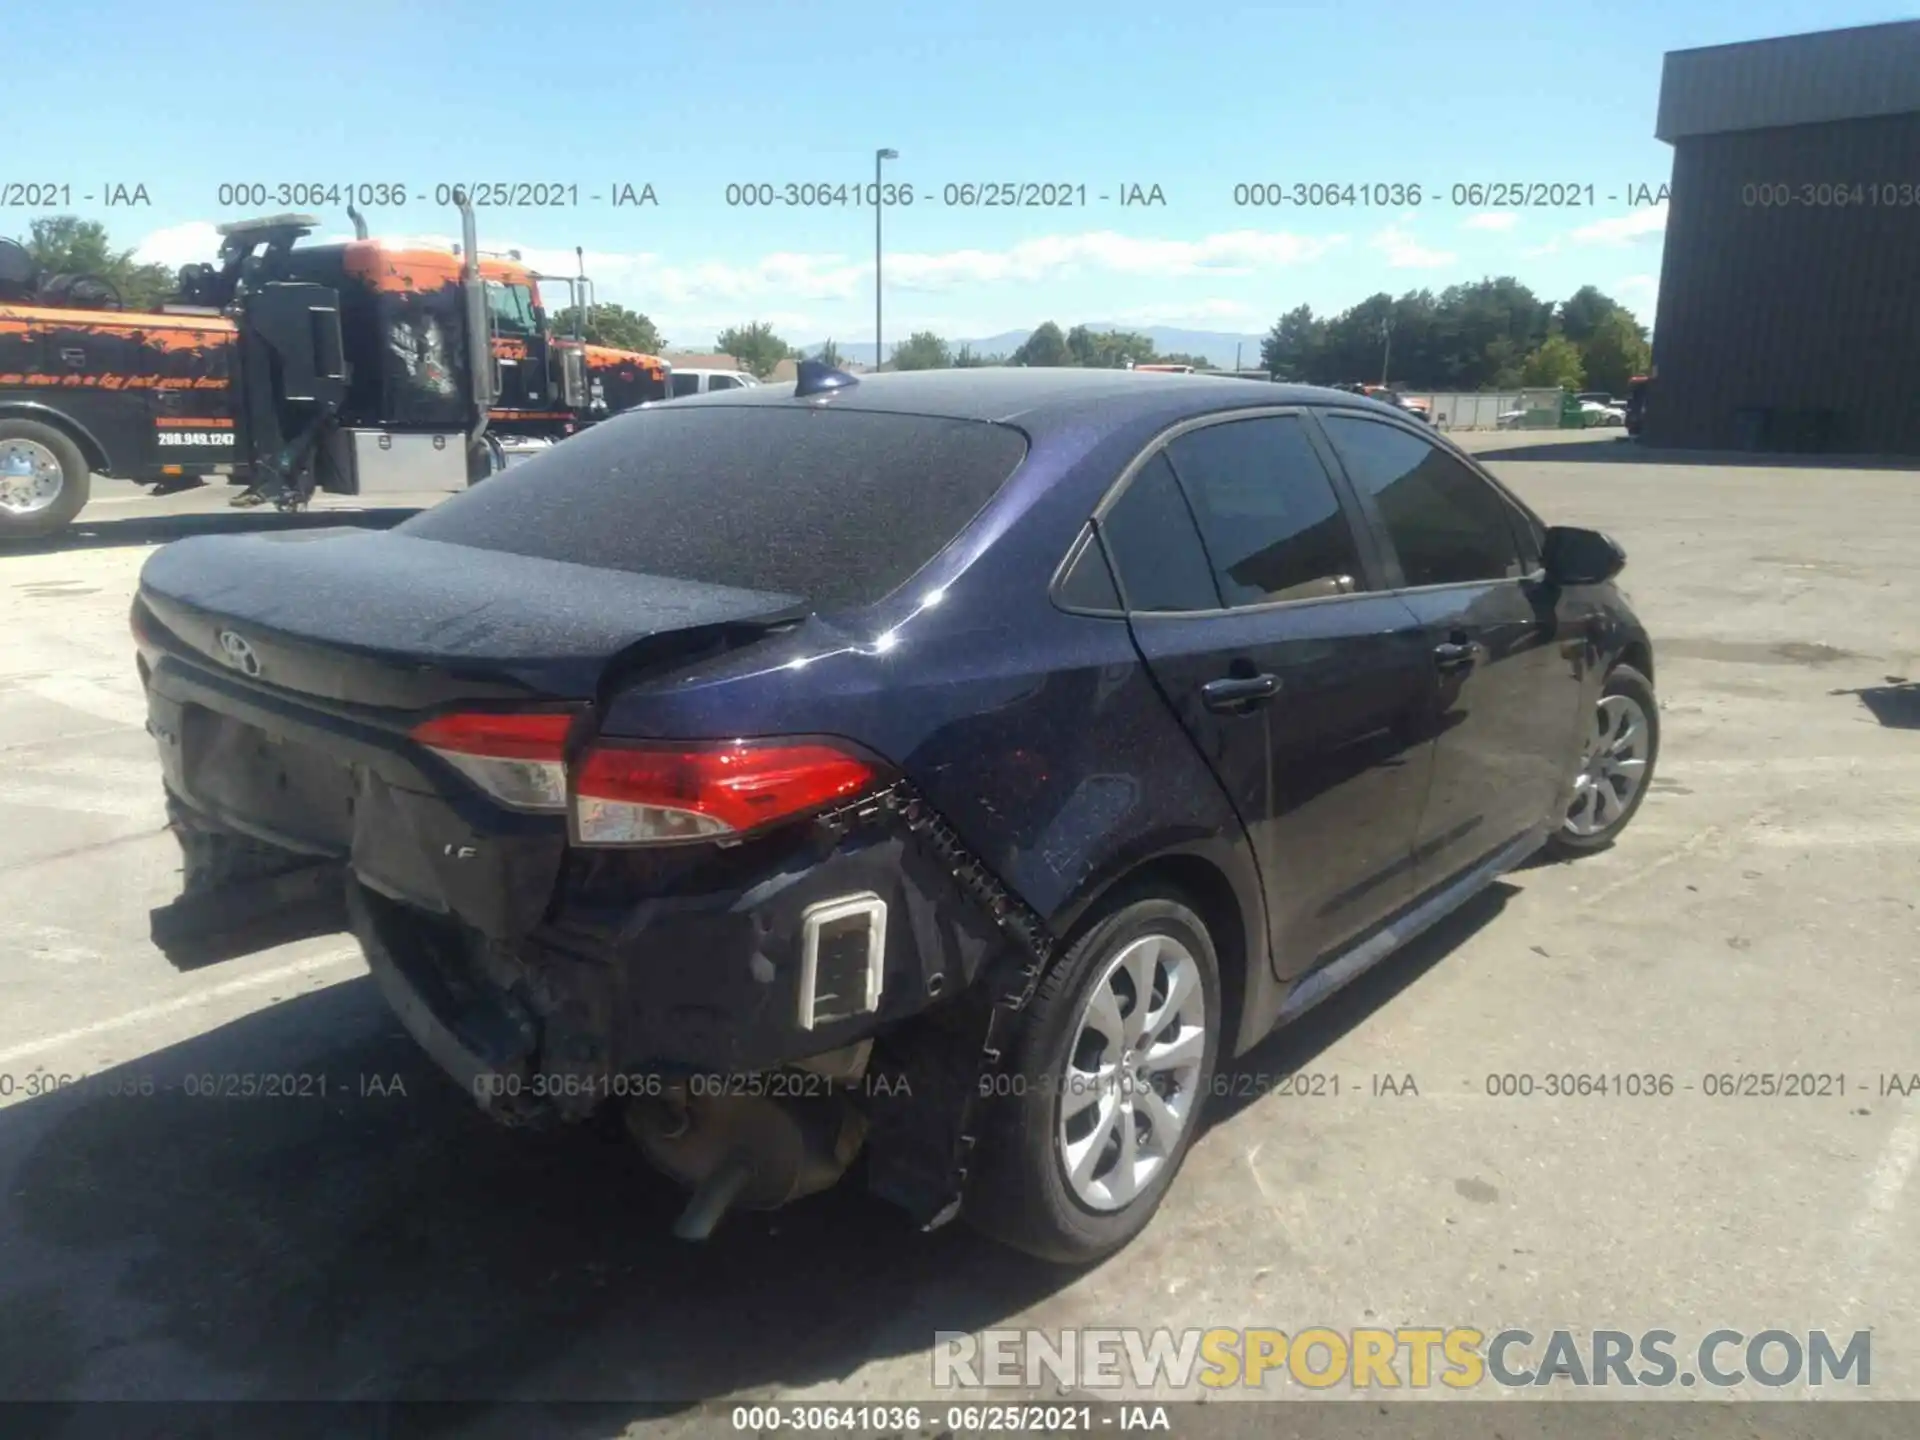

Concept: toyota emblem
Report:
left=216, top=629, right=262, bottom=677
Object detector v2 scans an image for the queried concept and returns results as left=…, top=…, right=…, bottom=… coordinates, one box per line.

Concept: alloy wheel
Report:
left=1057, top=932, right=1208, bottom=1211
left=1564, top=692, right=1651, bottom=837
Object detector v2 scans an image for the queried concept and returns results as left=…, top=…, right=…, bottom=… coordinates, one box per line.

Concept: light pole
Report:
left=875, top=148, right=898, bottom=371
left=1379, top=315, right=1393, bottom=387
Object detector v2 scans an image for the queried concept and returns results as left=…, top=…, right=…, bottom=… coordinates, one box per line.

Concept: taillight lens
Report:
left=410, top=710, right=575, bottom=812
left=409, top=714, right=876, bottom=843
left=574, top=741, right=875, bottom=846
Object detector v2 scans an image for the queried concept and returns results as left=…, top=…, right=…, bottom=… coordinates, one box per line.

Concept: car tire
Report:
left=964, top=891, right=1222, bottom=1264
left=0, top=418, right=91, bottom=543
left=1544, top=663, right=1658, bottom=858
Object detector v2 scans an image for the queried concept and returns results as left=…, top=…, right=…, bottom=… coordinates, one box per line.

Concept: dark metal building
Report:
left=1646, top=20, right=1920, bottom=454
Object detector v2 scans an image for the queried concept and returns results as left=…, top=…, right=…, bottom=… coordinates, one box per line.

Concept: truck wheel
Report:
left=964, top=892, right=1221, bottom=1264
left=0, top=419, right=90, bottom=542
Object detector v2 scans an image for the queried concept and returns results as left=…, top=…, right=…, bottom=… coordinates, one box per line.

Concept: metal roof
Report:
left=1656, top=20, right=1920, bottom=141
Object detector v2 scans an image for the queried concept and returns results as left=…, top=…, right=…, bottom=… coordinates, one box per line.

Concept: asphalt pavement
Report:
left=1, top=433, right=1916, bottom=1435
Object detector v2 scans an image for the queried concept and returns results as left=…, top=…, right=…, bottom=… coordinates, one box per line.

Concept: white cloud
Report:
left=1463, top=211, right=1520, bottom=232
left=1568, top=203, right=1667, bottom=245
left=133, top=222, right=224, bottom=269
left=1370, top=225, right=1456, bottom=269
left=137, top=222, right=1348, bottom=343
left=1613, top=273, right=1658, bottom=301
left=884, top=229, right=1346, bottom=290
left=146, top=223, right=1347, bottom=303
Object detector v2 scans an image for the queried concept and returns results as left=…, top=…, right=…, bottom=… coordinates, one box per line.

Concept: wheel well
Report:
left=0, top=405, right=108, bottom=473
left=1066, top=854, right=1252, bottom=1059
left=1617, top=638, right=1654, bottom=686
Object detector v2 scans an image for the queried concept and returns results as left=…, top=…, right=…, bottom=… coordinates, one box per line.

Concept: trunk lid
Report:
left=138, top=528, right=806, bottom=961
left=137, top=527, right=806, bottom=708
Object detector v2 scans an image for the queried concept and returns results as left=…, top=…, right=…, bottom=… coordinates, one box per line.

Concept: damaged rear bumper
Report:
left=341, top=784, right=1058, bottom=1227
left=145, top=644, right=1062, bottom=1227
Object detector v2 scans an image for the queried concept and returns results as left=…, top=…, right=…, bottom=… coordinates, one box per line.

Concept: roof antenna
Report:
left=346, top=204, right=369, bottom=240
left=795, top=357, right=858, bottom=397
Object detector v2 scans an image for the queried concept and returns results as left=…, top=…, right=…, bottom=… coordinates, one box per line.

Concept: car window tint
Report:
left=1056, top=528, right=1123, bottom=612
left=669, top=373, right=699, bottom=397
left=401, top=407, right=1029, bottom=612
left=1320, top=416, right=1525, bottom=586
left=709, top=374, right=737, bottom=390
left=1164, top=416, right=1365, bottom=605
left=1098, top=453, right=1221, bottom=613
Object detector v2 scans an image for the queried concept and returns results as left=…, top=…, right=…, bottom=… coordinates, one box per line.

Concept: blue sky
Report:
left=23, top=0, right=1913, bottom=347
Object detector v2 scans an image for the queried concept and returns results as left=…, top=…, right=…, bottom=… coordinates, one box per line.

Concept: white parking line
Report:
left=8, top=674, right=147, bottom=729
left=0, top=779, right=160, bottom=819
left=0, top=946, right=362, bottom=1069
left=1837, top=1104, right=1920, bottom=1333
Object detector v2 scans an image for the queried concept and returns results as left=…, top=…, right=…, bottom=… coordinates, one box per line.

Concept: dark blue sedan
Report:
left=133, top=363, right=1658, bottom=1262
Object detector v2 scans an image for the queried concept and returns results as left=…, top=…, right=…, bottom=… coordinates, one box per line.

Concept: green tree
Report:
left=1422, top=278, right=1550, bottom=390
left=1157, top=352, right=1213, bottom=369
left=1012, top=321, right=1072, bottom=367
left=1261, top=304, right=1323, bottom=381
left=1316, top=292, right=1397, bottom=385
left=547, top=301, right=664, bottom=353
left=952, top=344, right=1006, bottom=367
left=715, top=321, right=797, bottom=379
left=814, top=339, right=843, bottom=368
left=1555, top=285, right=1619, bottom=346
left=1520, top=334, right=1586, bottom=390
left=1066, top=325, right=1159, bottom=368
left=26, top=215, right=176, bottom=309
left=1579, top=308, right=1651, bottom=395
left=890, top=330, right=953, bottom=370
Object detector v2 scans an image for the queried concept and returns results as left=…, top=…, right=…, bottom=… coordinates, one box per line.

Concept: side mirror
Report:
left=1541, top=525, right=1627, bottom=585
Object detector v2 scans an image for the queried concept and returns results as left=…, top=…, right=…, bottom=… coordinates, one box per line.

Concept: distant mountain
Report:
left=802, top=325, right=1269, bottom=370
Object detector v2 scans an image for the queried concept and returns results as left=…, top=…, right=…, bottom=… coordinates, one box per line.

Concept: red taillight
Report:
left=409, top=710, right=575, bottom=812
left=408, top=713, right=876, bottom=843
left=411, top=711, right=575, bottom=759
left=573, top=741, right=875, bottom=846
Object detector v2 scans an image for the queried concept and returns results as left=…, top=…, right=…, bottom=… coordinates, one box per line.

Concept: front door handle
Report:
left=1201, top=673, right=1282, bottom=714
left=1433, top=641, right=1479, bottom=674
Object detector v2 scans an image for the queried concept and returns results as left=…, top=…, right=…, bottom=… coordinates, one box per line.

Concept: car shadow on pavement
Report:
left=6, top=507, right=421, bottom=557
left=0, top=974, right=1060, bottom=1429
left=0, top=888, right=1516, bottom=1437
left=1210, top=881, right=1516, bottom=1126
left=1477, top=439, right=1920, bottom=470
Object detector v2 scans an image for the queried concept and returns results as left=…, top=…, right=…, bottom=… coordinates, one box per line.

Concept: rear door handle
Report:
left=1201, top=673, right=1282, bottom=714
left=1433, top=641, right=1479, bottom=673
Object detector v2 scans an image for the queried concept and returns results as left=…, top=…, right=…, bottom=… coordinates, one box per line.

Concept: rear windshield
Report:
left=402, top=406, right=1030, bottom=611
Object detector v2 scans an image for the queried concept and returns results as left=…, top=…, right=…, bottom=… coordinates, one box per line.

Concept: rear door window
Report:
left=1097, top=453, right=1222, bottom=612
left=669, top=373, right=700, bottom=397
left=402, top=407, right=1030, bottom=611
